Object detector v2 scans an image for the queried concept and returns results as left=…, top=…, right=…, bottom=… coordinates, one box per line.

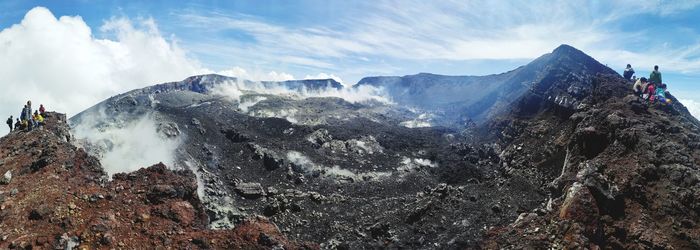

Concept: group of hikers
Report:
left=624, top=64, right=671, bottom=105
left=6, top=100, right=46, bottom=133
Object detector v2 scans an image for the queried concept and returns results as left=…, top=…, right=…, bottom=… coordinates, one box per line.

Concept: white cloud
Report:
left=0, top=7, right=205, bottom=120
left=218, top=66, right=294, bottom=81
left=680, top=99, right=700, bottom=120
left=304, top=73, right=344, bottom=85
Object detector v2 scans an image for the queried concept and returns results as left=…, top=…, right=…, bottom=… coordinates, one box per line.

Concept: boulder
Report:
left=235, top=182, right=266, bottom=199
left=248, top=144, right=284, bottom=170
left=0, top=171, right=11, bottom=185
left=307, top=129, right=332, bottom=148
left=559, top=182, right=600, bottom=240
left=322, top=140, right=347, bottom=154
left=191, top=118, right=206, bottom=134
left=146, top=184, right=178, bottom=204
left=262, top=154, right=284, bottom=171
left=347, top=136, right=384, bottom=155
left=30, top=155, right=53, bottom=172
left=28, top=204, right=53, bottom=220
left=157, top=122, right=181, bottom=138
left=221, top=128, right=250, bottom=143
left=167, top=201, right=196, bottom=226
left=263, top=200, right=281, bottom=216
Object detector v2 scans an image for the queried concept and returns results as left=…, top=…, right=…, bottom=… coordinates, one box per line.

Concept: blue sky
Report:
left=0, top=0, right=699, bottom=118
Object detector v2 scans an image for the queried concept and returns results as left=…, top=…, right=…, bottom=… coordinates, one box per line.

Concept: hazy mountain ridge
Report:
left=356, top=45, right=618, bottom=125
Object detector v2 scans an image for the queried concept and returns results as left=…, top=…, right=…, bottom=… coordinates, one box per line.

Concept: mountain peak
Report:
left=551, top=44, right=580, bottom=55
left=546, top=44, right=611, bottom=72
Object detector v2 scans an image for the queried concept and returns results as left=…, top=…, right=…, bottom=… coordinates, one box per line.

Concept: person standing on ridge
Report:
left=20, top=105, right=28, bottom=126
left=623, top=64, right=635, bottom=81
left=39, top=104, right=46, bottom=116
left=25, top=100, right=33, bottom=131
left=649, top=65, right=662, bottom=85
left=6, top=116, right=12, bottom=132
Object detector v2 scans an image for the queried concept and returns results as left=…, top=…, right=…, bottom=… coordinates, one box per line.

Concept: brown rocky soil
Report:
left=0, top=112, right=317, bottom=249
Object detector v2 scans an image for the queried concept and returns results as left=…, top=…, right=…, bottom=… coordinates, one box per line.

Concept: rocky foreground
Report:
left=0, top=113, right=315, bottom=249
left=4, top=45, right=698, bottom=249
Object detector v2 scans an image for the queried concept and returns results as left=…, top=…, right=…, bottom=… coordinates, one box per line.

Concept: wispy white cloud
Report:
left=592, top=44, right=700, bottom=75
left=173, top=0, right=700, bottom=77
left=278, top=56, right=335, bottom=69
left=612, top=0, right=700, bottom=17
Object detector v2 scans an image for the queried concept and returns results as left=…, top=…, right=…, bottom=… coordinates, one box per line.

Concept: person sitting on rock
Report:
left=623, top=64, right=635, bottom=81
left=14, top=118, right=21, bottom=131
left=646, top=83, right=657, bottom=103
left=33, top=111, right=44, bottom=129
left=633, top=77, right=647, bottom=97
left=649, top=65, right=662, bottom=85
left=656, top=83, right=669, bottom=104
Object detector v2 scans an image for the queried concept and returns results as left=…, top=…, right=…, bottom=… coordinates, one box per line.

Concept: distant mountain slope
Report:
left=73, top=74, right=343, bottom=119
left=356, top=45, right=618, bottom=124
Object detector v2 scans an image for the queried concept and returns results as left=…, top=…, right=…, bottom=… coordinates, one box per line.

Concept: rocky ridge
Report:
left=0, top=112, right=315, bottom=249
left=483, top=72, right=700, bottom=248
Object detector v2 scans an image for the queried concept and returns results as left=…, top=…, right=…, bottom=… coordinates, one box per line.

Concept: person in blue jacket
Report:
left=623, top=64, right=635, bottom=81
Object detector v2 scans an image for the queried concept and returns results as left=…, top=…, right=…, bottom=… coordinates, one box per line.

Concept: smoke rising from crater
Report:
left=209, top=78, right=392, bottom=104
left=71, top=110, right=182, bottom=177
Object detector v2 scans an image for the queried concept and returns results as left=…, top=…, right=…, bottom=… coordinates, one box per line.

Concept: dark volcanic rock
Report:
left=221, top=128, right=250, bottom=143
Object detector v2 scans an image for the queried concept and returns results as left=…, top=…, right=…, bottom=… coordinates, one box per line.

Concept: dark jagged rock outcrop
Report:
left=482, top=70, right=700, bottom=248
left=0, top=112, right=315, bottom=249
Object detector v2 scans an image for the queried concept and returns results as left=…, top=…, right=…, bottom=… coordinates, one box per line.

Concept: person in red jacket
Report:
left=647, top=83, right=656, bottom=103
left=39, top=104, right=46, bottom=116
